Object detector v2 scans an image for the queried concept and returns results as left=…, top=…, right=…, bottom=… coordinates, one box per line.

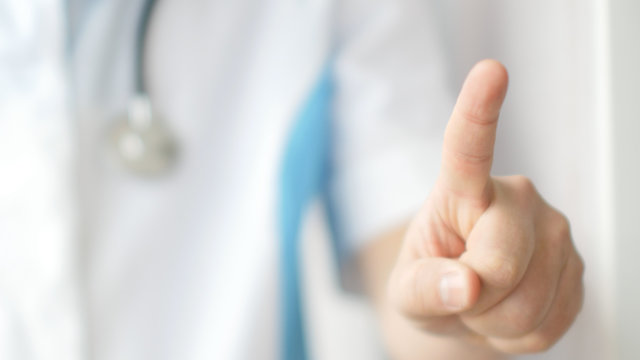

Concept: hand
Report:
left=387, top=60, right=584, bottom=354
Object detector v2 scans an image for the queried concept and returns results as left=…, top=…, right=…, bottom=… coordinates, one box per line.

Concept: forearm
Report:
left=357, top=224, right=506, bottom=360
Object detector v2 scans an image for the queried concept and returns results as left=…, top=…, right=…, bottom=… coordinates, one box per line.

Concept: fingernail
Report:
left=439, top=271, right=467, bottom=311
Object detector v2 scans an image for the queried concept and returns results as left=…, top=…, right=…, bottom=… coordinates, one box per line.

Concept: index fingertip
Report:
left=463, top=59, right=509, bottom=115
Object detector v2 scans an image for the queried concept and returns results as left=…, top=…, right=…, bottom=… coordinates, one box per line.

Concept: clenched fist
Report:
left=387, top=60, right=584, bottom=354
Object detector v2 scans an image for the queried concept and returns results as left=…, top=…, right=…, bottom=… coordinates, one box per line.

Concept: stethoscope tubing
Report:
left=135, top=0, right=157, bottom=95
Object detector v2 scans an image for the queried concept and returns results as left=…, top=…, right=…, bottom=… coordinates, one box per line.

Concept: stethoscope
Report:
left=106, top=1, right=318, bottom=358
left=110, top=0, right=179, bottom=176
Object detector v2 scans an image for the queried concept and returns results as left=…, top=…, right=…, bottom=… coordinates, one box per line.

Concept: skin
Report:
left=358, top=60, right=585, bottom=359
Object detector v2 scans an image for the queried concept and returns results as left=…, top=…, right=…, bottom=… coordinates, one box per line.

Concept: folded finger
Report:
left=486, top=252, right=585, bottom=354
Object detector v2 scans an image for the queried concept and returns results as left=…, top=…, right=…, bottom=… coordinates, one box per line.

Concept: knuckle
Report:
left=483, top=255, right=521, bottom=288
left=509, top=306, right=545, bottom=337
left=460, top=106, right=499, bottom=127
left=391, top=263, right=429, bottom=318
left=550, top=211, right=571, bottom=240
left=410, top=263, right=430, bottom=315
left=444, top=146, right=493, bottom=170
left=546, top=212, right=573, bottom=260
left=512, top=175, right=535, bottom=195
left=508, top=175, right=538, bottom=207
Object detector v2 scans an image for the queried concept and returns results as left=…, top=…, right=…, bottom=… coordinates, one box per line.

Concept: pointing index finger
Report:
left=439, top=60, right=509, bottom=202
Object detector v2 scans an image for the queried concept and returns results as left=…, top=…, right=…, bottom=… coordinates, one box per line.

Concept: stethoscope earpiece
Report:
left=110, top=94, right=178, bottom=176
left=109, top=0, right=179, bottom=176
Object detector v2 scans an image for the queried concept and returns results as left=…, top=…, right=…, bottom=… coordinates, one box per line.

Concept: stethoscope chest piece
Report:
left=110, top=94, right=179, bottom=176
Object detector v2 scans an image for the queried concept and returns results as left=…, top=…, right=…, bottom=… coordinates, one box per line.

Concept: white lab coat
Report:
left=0, top=0, right=82, bottom=358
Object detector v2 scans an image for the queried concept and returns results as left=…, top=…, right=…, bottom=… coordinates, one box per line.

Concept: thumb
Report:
left=439, top=59, right=509, bottom=201
left=389, top=257, right=481, bottom=318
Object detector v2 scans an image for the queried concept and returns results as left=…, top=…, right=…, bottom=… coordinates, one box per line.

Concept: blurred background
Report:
left=0, top=0, right=639, bottom=359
